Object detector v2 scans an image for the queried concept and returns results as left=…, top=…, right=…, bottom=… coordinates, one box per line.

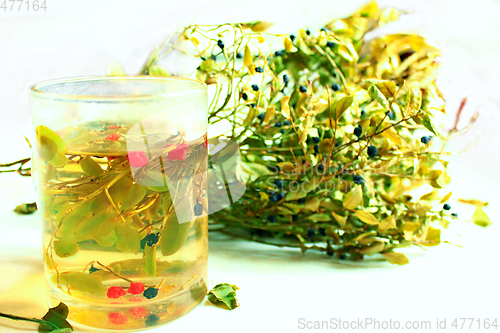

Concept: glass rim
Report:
left=30, top=75, right=207, bottom=101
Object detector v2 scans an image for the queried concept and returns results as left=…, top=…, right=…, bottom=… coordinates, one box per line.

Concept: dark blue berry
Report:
left=144, top=233, right=159, bottom=247
left=320, top=28, right=327, bottom=32
left=277, top=192, right=285, bottom=200
left=257, top=113, right=265, bottom=120
left=331, top=70, right=337, bottom=77
left=236, top=52, right=242, bottom=59
left=283, top=74, right=289, bottom=83
left=318, top=228, right=326, bottom=236
left=353, top=126, right=362, bottom=138
left=335, top=141, right=341, bottom=147
left=317, top=164, right=324, bottom=172
left=307, top=228, right=315, bottom=238
left=367, top=145, right=378, bottom=158
left=443, top=204, right=451, bottom=210
left=255, top=66, right=264, bottom=73
left=327, top=250, right=334, bottom=256
left=299, top=85, right=307, bottom=93
left=274, top=50, right=283, bottom=57
left=194, top=203, right=203, bottom=216
left=289, top=34, right=295, bottom=42
left=275, top=122, right=282, bottom=128
left=361, top=108, right=366, bottom=117
left=312, top=136, right=321, bottom=144
left=292, top=215, right=299, bottom=222
left=421, top=136, right=432, bottom=144
left=251, top=84, right=259, bottom=91
left=314, top=144, right=319, bottom=154
left=331, top=83, right=341, bottom=91
left=251, top=103, right=256, bottom=108
left=280, top=129, right=285, bottom=134
left=326, top=41, right=336, bottom=48
left=388, top=110, right=395, bottom=120
left=451, top=213, right=458, bottom=218
left=353, top=175, right=364, bottom=185
left=89, top=265, right=100, bottom=274
left=284, top=120, right=291, bottom=126
left=143, top=287, right=158, bottom=299
left=242, top=92, right=248, bottom=100
left=269, top=194, right=279, bottom=202
left=298, top=198, right=306, bottom=204
left=145, top=314, right=159, bottom=326
left=274, top=179, right=283, bottom=188
left=339, top=254, right=347, bottom=260
left=268, top=215, right=277, bottom=223
left=217, top=39, right=224, bottom=50
left=306, top=29, right=311, bottom=35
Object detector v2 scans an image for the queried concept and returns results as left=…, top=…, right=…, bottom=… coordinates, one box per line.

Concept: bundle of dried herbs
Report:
left=133, top=0, right=489, bottom=265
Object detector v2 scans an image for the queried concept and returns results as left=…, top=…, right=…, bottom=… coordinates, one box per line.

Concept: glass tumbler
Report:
left=30, top=76, right=208, bottom=331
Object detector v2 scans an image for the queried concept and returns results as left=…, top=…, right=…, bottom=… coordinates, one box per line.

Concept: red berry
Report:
left=105, top=133, right=121, bottom=141
left=108, top=125, right=120, bottom=129
left=107, top=286, right=126, bottom=298
left=129, top=307, right=147, bottom=319
left=128, top=282, right=145, bottom=295
left=128, top=151, right=148, bottom=168
left=129, top=296, right=143, bottom=302
left=168, top=142, right=189, bottom=161
left=108, top=312, right=128, bottom=325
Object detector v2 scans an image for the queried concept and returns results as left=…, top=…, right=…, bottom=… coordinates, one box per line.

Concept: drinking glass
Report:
left=30, top=76, right=208, bottom=331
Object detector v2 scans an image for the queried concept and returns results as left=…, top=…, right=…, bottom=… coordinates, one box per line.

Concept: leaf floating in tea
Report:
left=36, top=125, right=69, bottom=168
left=79, top=157, right=104, bottom=176
left=52, top=272, right=106, bottom=295
left=53, top=239, right=79, bottom=258
left=207, top=283, right=239, bottom=310
left=144, top=245, right=157, bottom=277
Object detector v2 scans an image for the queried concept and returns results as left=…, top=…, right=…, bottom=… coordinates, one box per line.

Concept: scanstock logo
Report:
left=125, top=108, right=245, bottom=225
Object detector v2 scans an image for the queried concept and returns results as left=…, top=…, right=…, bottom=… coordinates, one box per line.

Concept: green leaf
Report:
left=285, top=188, right=308, bottom=201
left=239, top=162, right=271, bottom=182
left=366, top=79, right=397, bottom=101
left=106, top=62, right=126, bottom=76
left=38, top=302, right=73, bottom=333
left=79, top=157, right=103, bottom=176
left=36, top=125, right=69, bottom=168
left=149, top=65, right=169, bottom=77
left=207, top=283, right=239, bottom=310
left=52, top=272, right=106, bottom=294
left=472, top=207, right=492, bottom=227
left=334, top=96, right=354, bottom=120
left=115, top=223, right=141, bottom=254
left=14, top=202, right=37, bottom=214
left=120, top=184, right=147, bottom=211
left=422, top=113, right=446, bottom=140
left=160, top=197, right=192, bottom=256
left=144, top=244, right=157, bottom=277
left=53, top=239, right=79, bottom=258
left=308, top=213, right=331, bottom=222
left=368, top=84, right=389, bottom=109
left=73, top=211, right=117, bottom=242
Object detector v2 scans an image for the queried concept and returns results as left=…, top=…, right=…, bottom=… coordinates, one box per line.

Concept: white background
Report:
left=0, top=0, right=499, bottom=332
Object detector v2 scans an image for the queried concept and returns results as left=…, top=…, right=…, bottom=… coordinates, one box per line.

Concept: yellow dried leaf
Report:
left=257, top=36, right=265, bottom=43
left=403, top=85, right=422, bottom=116
left=439, top=192, right=452, bottom=204
left=380, top=123, right=403, bottom=145
left=280, top=96, right=291, bottom=119
left=378, top=215, right=396, bottom=232
left=331, top=211, right=347, bottom=228
left=457, top=198, right=488, bottom=207
left=334, top=96, right=354, bottom=120
left=190, top=37, right=200, bottom=46
left=343, top=185, right=363, bottom=210
left=355, top=210, right=379, bottom=225
left=247, top=21, right=274, bottom=32
left=383, top=252, right=409, bottom=265
left=243, top=45, right=252, bottom=67
left=472, top=207, right=492, bottom=227
left=359, top=242, right=385, bottom=256
left=422, top=226, right=441, bottom=247
left=106, top=62, right=126, bottom=76
left=264, top=106, right=276, bottom=124
left=284, top=37, right=296, bottom=52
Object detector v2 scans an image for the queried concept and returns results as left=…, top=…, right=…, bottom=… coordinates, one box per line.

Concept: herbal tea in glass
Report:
left=30, top=76, right=208, bottom=331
